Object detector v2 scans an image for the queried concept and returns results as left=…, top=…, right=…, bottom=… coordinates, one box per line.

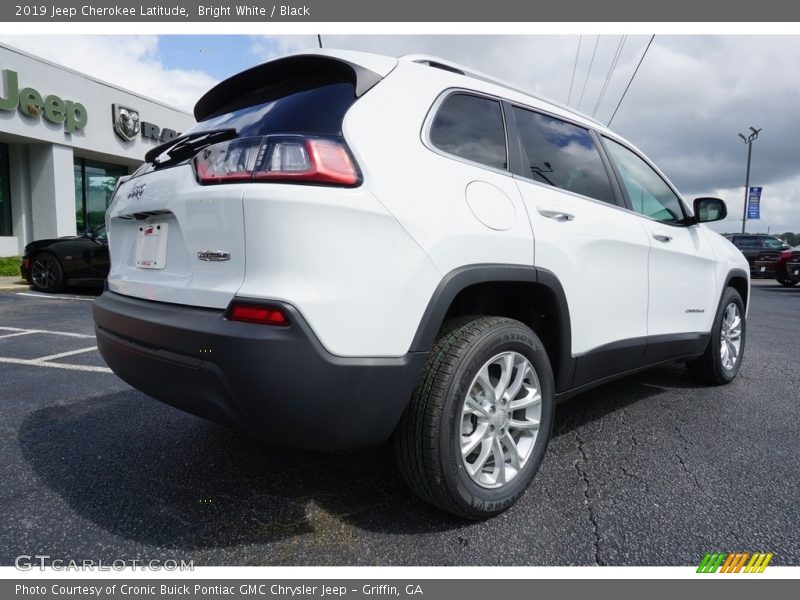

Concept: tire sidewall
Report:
left=711, top=289, right=746, bottom=383
left=438, top=323, right=555, bottom=516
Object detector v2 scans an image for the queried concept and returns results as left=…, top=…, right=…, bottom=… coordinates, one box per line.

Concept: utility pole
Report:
left=738, top=127, right=761, bottom=234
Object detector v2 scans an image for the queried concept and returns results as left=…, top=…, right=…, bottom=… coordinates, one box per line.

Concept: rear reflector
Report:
left=227, top=303, right=289, bottom=326
left=194, top=135, right=359, bottom=186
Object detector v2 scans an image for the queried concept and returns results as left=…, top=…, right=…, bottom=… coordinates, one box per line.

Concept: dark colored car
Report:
left=753, top=245, right=800, bottom=286
left=724, top=234, right=791, bottom=275
left=20, top=225, right=109, bottom=293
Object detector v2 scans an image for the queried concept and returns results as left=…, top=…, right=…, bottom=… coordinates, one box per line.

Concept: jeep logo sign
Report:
left=0, top=69, right=87, bottom=134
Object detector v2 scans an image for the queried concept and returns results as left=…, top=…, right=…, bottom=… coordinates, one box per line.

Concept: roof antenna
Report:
left=317, top=34, right=323, bottom=49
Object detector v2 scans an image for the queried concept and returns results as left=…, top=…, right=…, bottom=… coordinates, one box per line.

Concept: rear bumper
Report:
left=753, top=262, right=784, bottom=277
left=93, top=291, right=426, bottom=449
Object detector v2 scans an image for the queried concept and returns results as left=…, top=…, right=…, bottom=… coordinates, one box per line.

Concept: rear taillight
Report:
left=227, top=302, right=289, bottom=326
left=194, top=135, right=359, bottom=186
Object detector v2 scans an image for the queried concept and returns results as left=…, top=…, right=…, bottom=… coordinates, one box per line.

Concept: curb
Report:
left=0, top=281, right=30, bottom=294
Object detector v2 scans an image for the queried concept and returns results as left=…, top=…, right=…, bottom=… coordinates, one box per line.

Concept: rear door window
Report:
left=512, top=106, right=615, bottom=205
left=429, top=93, right=508, bottom=170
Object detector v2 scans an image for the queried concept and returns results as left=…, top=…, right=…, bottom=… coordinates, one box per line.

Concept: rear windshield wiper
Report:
left=145, top=128, right=237, bottom=166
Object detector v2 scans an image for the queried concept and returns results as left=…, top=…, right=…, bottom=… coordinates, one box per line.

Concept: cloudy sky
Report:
left=1, top=34, right=798, bottom=234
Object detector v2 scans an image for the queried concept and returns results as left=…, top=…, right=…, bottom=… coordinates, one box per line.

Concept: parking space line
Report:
left=15, top=292, right=96, bottom=302
left=0, top=331, right=37, bottom=339
left=36, top=346, right=98, bottom=362
left=0, top=357, right=112, bottom=373
left=0, top=326, right=95, bottom=339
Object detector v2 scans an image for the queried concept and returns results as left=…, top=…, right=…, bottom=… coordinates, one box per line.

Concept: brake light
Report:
left=193, top=137, right=264, bottom=184
left=227, top=302, right=289, bottom=326
left=194, top=136, right=359, bottom=186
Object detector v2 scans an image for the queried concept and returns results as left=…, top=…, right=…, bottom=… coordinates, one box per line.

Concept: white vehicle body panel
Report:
left=515, top=180, right=651, bottom=355
left=108, top=165, right=246, bottom=309
left=641, top=221, right=720, bottom=336
left=343, top=63, right=535, bottom=275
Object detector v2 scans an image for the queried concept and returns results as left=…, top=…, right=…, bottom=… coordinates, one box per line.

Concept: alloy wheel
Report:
left=720, top=302, right=742, bottom=371
left=31, top=255, right=58, bottom=290
left=460, top=351, right=542, bottom=489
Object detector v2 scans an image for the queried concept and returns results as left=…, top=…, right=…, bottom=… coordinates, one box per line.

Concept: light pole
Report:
left=738, top=126, right=761, bottom=234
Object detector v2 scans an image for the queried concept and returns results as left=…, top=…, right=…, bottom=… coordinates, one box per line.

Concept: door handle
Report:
left=653, top=233, right=673, bottom=243
left=538, top=209, right=575, bottom=222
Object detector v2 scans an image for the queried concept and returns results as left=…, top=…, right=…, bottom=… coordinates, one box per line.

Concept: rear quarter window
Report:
left=429, top=93, right=508, bottom=171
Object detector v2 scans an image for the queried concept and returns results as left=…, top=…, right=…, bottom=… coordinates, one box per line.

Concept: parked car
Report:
left=724, top=234, right=791, bottom=275
left=21, top=224, right=109, bottom=293
left=753, top=246, right=800, bottom=286
left=93, top=50, right=750, bottom=519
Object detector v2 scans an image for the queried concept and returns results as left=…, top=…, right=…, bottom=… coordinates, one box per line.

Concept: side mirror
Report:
left=692, top=197, right=727, bottom=223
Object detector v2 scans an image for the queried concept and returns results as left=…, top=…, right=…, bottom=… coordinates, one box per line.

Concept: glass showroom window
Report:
left=0, top=144, right=11, bottom=237
left=74, top=158, right=128, bottom=233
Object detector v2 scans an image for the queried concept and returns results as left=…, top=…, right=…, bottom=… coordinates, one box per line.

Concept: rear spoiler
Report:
left=194, top=54, right=385, bottom=122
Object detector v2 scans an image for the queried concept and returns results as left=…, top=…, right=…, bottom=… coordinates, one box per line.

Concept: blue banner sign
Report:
left=747, top=186, right=762, bottom=220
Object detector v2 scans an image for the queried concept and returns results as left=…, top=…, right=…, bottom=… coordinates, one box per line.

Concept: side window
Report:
left=512, top=106, right=615, bottom=204
left=429, top=93, right=507, bottom=170
left=604, top=137, right=685, bottom=223
left=763, top=238, right=786, bottom=250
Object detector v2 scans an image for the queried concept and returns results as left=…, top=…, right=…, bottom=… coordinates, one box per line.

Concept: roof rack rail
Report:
left=403, top=54, right=606, bottom=128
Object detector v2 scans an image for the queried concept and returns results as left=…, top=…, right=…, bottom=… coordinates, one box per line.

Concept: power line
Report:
left=566, top=35, right=582, bottom=106
left=576, top=35, right=600, bottom=111
left=607, top=34, right=655, bottom=127
left=592, top=34, right=627, bottom=118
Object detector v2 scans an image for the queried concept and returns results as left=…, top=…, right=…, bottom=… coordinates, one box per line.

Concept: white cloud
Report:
left=0, top=35, right=216, bottom=112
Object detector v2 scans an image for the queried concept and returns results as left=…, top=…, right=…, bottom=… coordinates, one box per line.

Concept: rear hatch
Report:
left=106, top=51, right=396, bottom=309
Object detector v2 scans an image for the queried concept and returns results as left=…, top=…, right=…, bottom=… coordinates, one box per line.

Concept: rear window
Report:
left=185, top=82, right=357, bottom=137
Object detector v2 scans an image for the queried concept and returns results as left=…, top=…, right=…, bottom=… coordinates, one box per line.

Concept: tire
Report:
left=394, top=316, right=555, bottom=519
left=686, top=287, right=746, bottom=385
left=777, top=277, right=798, bottom=287
left=30, top=252, right=65, bottom=293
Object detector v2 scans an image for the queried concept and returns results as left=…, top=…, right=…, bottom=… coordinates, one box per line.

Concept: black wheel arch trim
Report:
left=408, top=264, right=575, bottom=393
left=724, top=267, right=750, bottom=307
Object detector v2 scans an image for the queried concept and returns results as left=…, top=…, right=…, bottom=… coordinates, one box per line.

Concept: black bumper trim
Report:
left=93, top=291, right=427, bottom=449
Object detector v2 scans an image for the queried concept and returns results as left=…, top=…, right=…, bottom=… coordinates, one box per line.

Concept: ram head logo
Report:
left=112, top=104, right=141, bottom=142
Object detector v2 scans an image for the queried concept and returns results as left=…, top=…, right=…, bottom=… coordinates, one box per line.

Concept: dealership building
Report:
left=0, top=43, right=196, bottom=256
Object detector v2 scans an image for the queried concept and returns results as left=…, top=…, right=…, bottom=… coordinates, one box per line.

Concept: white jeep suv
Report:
left=94, top=50, right=750, bottom=519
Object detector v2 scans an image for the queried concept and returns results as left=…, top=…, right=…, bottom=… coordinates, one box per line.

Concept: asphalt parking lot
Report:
left=0, top=281, right=798, bottom=566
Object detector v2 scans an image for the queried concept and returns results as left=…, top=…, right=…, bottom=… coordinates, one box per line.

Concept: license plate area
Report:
left=136, top=223, right=168, bottom=269
left=759, top=266, right=766, bottom=272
